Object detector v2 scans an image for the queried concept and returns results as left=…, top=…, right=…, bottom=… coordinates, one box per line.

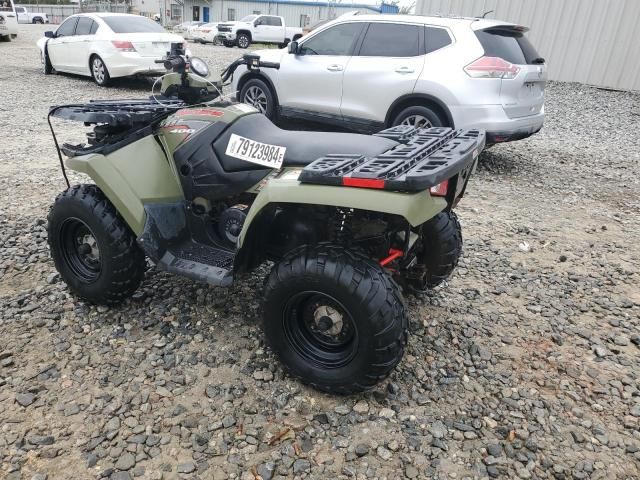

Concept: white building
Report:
left=134, top=0, right=398, bottom=28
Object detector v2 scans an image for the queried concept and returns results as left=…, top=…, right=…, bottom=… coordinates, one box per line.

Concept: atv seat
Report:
left=213, top=113, right=398, bottom=171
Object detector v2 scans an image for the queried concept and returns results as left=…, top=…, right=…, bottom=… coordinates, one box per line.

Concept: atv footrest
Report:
left=298, top=127, right=485, bottom=192
left=159, top=242, right=234, bottom=287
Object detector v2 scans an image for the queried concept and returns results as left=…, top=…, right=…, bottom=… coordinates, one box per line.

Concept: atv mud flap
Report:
left=138, top=203, right=234, bottom=286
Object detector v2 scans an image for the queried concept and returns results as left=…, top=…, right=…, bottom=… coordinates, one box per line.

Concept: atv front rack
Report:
left=298, top=126, right=485, bottom=192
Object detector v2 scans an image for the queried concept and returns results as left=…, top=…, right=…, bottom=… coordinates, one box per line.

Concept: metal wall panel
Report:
left=416, top=0, right=640, bottom=91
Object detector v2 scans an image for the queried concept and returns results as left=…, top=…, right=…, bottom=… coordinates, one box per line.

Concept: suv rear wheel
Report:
left=392, top=105, right=444, bottom=129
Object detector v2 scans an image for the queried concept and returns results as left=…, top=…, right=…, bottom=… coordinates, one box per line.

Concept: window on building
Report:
left=192, top=6, right=199, bottom=21
left=253, top=10, right=261, bottom=15
left=228, top=8, right=236, bottom=21
left=171, top=4, right=181, bottom=21
left=299, top=22, right=364, bottom=56
left=358, top=23, right=421, bottom=57
left=300, top=14, right=310, bottom=27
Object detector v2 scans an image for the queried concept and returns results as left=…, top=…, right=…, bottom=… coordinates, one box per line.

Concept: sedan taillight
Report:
left=112, top=40, right=136, bottom=52
left=464, top=56, right=520, bottom=79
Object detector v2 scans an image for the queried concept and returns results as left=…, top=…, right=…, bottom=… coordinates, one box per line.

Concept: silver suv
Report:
left=232, top=14, right=547, bottom=143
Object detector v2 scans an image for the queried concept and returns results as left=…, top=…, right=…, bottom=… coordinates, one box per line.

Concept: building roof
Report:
left=222, top=0, right=398, bottom=14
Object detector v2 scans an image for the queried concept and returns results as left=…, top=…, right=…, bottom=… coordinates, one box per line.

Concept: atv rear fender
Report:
left=237, top=172, right=447, bottom=248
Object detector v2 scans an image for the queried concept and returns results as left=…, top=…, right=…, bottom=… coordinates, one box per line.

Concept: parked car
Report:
left=192, top=22, right=220, bottom=44
left=216, top=14, right=302, bottom=49
left=15, top=6, right=48, bottom=24
left=37, top=13, right=187, bottom=86
left=233, top=14, right=546, bottom=143
left=181, top=21, right=205, bottom=40
left=0, top=1, right=18, bottom=41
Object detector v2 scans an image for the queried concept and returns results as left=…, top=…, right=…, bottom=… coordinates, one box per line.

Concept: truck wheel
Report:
left=240, top=78, right=276, bottom=119
left=237, top=33, right=250, bottom=49
left=90, top=55, right=111, bottom=87
left=263, top=244, right=408, bottom=394
left=223, top=40, right=234, bottom=48
left=392, top=105, right=444, bottom=129
left=41, top=51, right=53, bottom=75
left=408, top=210, right=462, bottom=291
left=47, top=184, right=145, bottom=305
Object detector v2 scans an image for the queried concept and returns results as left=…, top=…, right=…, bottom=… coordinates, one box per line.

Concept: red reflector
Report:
left=380, top=248, right=403, bottom=267
left=429, top=179, right=449, bottom=197
left=343, top=177, right=385, bottom=189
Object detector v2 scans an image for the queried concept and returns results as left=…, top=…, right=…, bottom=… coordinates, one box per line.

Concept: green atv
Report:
left=46, top=46, right=485, bottom=394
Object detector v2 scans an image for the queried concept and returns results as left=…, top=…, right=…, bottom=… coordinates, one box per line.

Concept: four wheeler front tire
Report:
left=263, top=244, right=408, bottom=394
left=392, top=105, right=444, bottom=129
left=47, top=184, right=145, bottom=305
left=240, top=78, right=276, bottom=119
left=236, top=33, right=251, bottom=49
left=90, top=55, right=111, bottom=87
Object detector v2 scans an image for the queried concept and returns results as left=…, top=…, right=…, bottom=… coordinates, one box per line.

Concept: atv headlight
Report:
left=189, top=57, right=209, bottom=78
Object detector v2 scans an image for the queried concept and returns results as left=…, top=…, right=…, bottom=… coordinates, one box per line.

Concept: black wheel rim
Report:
left=59, top=218, right=102, bottom=283
left=283, top=292, right=358, bottom=369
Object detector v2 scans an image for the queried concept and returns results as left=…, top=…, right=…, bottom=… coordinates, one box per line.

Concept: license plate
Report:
left=225, top=134, right=286, bottom=169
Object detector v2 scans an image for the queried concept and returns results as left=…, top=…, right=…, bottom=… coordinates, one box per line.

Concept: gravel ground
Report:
left=1, top=24, right=640, bottom=480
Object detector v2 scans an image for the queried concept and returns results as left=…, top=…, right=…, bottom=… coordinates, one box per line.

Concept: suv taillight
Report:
left=112, top=40, right=136, bottom=52
left=464, top=56, right=520, bottom=79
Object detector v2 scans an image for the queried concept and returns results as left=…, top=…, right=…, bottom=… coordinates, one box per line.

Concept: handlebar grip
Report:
left=259, top=61, right=280, bottom=70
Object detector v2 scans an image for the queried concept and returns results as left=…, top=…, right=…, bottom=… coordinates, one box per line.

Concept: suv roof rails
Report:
left=429, top=13, right=482, bottom=22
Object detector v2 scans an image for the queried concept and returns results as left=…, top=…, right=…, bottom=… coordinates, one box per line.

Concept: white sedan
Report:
left=192, top=22, right=220, bottom=44
left=37, top=13, right=187, bottom=86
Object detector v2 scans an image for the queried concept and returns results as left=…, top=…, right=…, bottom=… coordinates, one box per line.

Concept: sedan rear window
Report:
left=102, top=15, right=166, bottom=33
left=475, top=27, right=541, bottom=65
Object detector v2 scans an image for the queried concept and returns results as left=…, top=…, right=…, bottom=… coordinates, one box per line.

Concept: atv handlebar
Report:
left=220, top=54, right=280, bottom=84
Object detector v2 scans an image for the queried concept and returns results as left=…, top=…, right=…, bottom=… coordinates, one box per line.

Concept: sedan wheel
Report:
left=401, top=114, right=432, bottom=129
left=243, top=86, right=268, bottom=114
left=91, top=56, right=110, bottom=87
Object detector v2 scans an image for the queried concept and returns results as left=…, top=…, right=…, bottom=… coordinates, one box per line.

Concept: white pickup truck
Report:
left=216, top=14, right=302, bottom=49
left=14, top=6, right=49, bottom=24
left=0, top=2, right=18, bottom=40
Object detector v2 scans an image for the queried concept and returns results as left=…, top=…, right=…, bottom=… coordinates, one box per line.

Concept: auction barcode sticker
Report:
left=225, top=134, right=286, bottom=169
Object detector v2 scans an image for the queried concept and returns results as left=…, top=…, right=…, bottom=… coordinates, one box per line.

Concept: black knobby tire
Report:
left=392, top=105, right=444, bottom=129
left=237, top=33, right=251, bottom=49
left=263, top=244, right=409, bottom=394
left=240, top=78, right=277, bottom=119
left=47, top=184, right=145, bottom=305
left=415, top=210, right=462, bottom=289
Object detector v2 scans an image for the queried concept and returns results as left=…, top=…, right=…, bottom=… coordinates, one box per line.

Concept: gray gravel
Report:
left=2, top=24, right=640, bottom=479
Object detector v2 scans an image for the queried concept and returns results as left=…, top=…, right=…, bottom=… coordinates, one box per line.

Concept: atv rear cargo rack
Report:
left=298, top=126, right=485, bottom=193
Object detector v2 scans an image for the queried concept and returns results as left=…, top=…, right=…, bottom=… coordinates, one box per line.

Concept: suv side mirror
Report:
left=288, top=40, right=299, bottom=54
left=44, top=31, right=55, bottom=38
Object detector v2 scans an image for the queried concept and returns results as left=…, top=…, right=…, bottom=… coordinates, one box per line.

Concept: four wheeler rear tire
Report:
left=262, top=244, right=408, bottom=394
left=392, top=105, right=444, bottom=129
left=409, top=210, right=462, bottom=291
left=236, top=32, right=251, bottom=49
left=240, top=78, right=276, bottom=119
left=47, top=184, right=145, bottom=305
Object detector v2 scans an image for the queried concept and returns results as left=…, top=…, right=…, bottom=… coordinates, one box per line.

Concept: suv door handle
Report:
left=395, top=66, right=415, bottom=74
left=327, top=64, right=343, bottom=72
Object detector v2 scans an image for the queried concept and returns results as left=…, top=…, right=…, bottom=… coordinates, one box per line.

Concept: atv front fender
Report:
left=238, top=175, right=447, bottom=247
left=65, top=136, right=184, bottom=236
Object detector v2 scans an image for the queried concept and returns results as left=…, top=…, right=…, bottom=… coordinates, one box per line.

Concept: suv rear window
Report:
left=358, top=23, right=421, bottom=57
left=425, top=26, right=451, bottom=53
left=475, top=27, right=541, bottom=65
left=102, top=15, right=165, bottom=33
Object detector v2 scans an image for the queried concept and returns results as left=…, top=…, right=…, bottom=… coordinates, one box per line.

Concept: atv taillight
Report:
left=464, top=56, right=520, bottom=79
left=342, top=178, right=385, bottom=189
left=429, top=179, right=449, bottom=197
left=112, top=40, right=136, bottom=52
